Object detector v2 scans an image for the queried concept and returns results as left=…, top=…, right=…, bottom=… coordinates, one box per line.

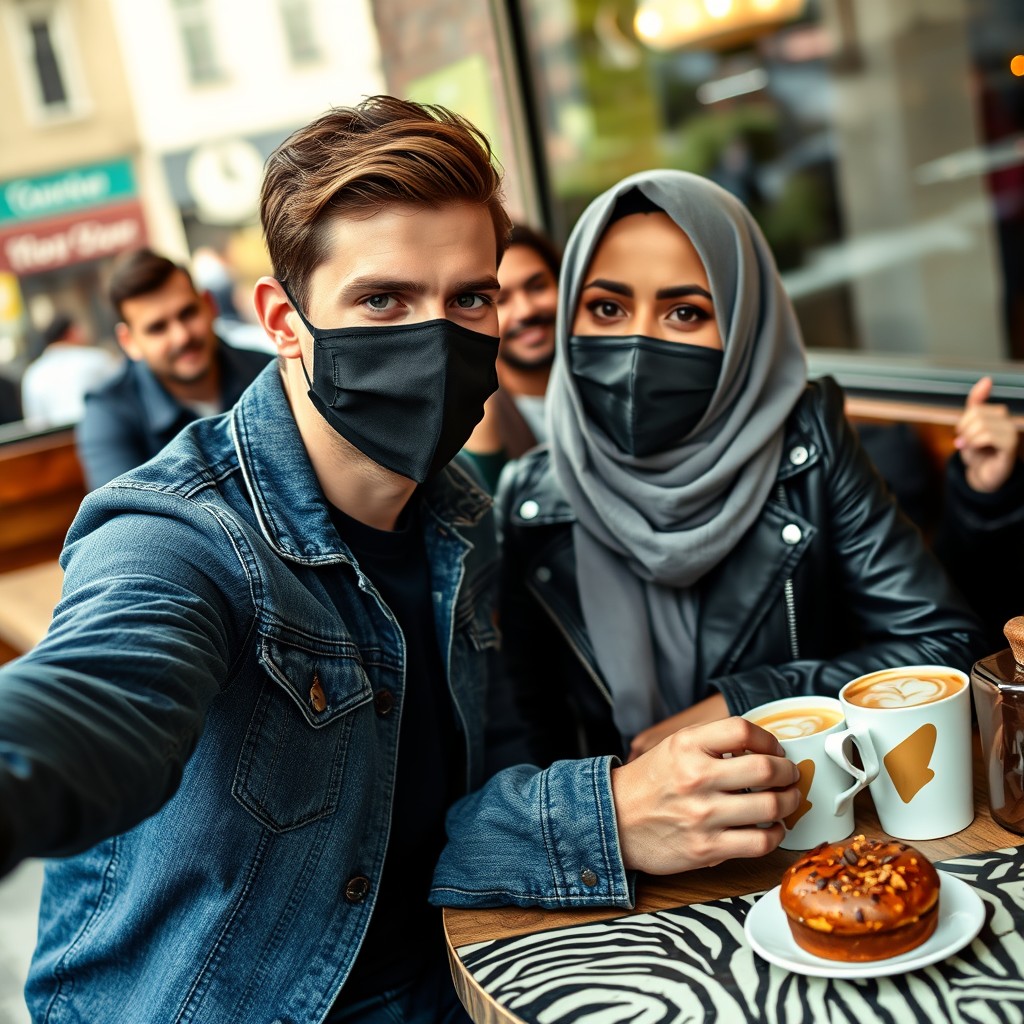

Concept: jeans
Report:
left=325, top=957, right=471, bottom=1023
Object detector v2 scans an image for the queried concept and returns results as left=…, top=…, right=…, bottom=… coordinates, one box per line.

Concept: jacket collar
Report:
left=511, top=410, right=821, bottom=530
left=232, top=366, right=490, bottom=565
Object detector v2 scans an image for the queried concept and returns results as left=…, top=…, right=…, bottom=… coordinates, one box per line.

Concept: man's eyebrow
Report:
left=340, top=278, right=429, bottom=297
left=456, top=276, right=501, bottom=293
left=339, top=276, right=501, bottom=297
left=655, top=285, right=713, bottom=301
left=581, top=278, right=632, bottom=297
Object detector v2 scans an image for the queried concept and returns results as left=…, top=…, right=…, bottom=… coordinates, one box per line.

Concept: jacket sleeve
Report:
left=933, top=453, right=1024, bottom=651
left=712, top=378, right=987, bottom=714
left=430, top=754, right=634, bottom=909
left=76, top=391, right=152, bottom=490
left=0, top=494, right=251, bottom=876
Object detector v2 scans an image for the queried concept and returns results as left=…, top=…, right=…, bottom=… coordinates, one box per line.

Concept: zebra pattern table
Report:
left=453, top=846, right=1024, bottom=1024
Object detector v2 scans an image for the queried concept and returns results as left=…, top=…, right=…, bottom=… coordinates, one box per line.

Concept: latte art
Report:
left=750, top=706, right=843, bottom=740
left=845, top=670, right=965, bottom=709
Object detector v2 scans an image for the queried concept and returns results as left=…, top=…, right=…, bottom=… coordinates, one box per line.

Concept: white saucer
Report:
left=744, top=871, right=985, bottom=978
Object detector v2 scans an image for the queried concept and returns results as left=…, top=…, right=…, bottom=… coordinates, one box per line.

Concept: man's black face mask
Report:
left=283, top=284, right=499, bottom=483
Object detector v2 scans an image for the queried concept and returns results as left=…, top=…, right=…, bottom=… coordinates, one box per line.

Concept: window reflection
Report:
left=516, top=0, right=1024, bottom=361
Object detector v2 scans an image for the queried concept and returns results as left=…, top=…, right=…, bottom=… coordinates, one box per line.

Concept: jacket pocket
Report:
left=232, top=633, right=374, bottom=832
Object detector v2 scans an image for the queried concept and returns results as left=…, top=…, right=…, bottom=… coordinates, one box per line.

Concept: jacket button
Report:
left=309, top=675, right=327, bottom=713
left=789, top=445, right=809, bottom=466
left=580, top=868, right=598, bottom=887
left=781, top=523, right=803, bottom=545
left=374, top=689, right=395, bottom=716
left=519, top=499, right=540, bottom=520
left=344, top=875, right=371, bottom=903
left=535, top=566, right=552, bottom=583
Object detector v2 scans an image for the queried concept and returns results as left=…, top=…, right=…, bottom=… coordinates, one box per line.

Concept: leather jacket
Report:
left=496, top=376, right=986, bottom=763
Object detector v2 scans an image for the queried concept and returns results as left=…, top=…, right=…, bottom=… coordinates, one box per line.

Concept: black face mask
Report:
left=568, top=335, right=723, bottom=457
left=286, top=289, right=499, bottom=482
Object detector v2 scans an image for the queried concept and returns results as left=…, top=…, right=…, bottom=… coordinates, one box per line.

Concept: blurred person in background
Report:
left=75, top=248, right=272, bottom=489
left=20, top=314, right=121, bottom=430
left=936, top=375, right=1024, bottom=651
left=0, top=373, right=21, bottom=426
left=462, top=224, right=559, bottom=490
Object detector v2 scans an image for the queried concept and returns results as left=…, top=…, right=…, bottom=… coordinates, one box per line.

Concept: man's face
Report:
left=495, top=243, right=558, bottom=371
left=301, top=202, right=499, bottom=337
left=116, top=269, right=218, bottom=386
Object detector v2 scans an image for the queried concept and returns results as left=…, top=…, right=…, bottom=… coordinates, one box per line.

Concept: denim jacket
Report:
left=0, top=365, right=629, bottom=1024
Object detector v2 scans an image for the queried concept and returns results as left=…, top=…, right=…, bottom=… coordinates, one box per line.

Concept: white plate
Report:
left=744, top=871, right=985, bottom=978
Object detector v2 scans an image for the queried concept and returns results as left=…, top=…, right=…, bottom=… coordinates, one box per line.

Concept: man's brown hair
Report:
left=108, top=248, right=195, bottom=320
left=260, top=95, right=513, bottom=312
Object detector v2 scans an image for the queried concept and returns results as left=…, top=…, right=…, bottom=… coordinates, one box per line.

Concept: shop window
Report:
left=172, top=0, right=225, bottom=85
left=278, top=0, right=321, bottom=65
left=513, top=0, right=1024, bottom=364
left=6, top=0, right=87, bottom=120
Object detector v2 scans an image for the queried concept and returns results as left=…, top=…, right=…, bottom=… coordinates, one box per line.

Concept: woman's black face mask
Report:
left=568, top=334, right=723, bottom=457
left=284, top=284, right=499, bottom=483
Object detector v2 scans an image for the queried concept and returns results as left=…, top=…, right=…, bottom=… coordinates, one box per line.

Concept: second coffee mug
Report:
left=744, top=695, right=864, bottom=850
left=825, top=665, right=974, bottom=841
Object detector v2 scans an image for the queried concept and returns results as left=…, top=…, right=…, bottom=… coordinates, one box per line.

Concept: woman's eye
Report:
left=588, top=299, right=623, bottom=319
left=365, top=294, right=396, bottom=310
left=671, top=305, right=709, bottom=324
left=454, top=293, right=490, bottom=310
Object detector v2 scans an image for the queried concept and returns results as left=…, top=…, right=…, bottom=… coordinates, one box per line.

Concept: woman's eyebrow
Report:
left=582, top=278, right=632, bottom=297
left=655, top=285, right=713, bottom=300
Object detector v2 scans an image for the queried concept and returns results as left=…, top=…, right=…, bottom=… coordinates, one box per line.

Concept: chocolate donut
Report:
left=779, top=835, right=940, bottom=961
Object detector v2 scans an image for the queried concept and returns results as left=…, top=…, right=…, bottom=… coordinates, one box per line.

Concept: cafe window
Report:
left=6, top=0, right=87, bottom=121
left=172, top=0, right=225, bottom=85
left=278, top=0, right=321, bottom=65
left=512, top=0, right=1024, bottom=365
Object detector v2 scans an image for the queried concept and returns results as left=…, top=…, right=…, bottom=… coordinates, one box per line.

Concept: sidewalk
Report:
left=0, top=860, right=41, bottom=1024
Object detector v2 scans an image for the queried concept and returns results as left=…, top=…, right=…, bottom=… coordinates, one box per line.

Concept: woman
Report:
left=496, top=169, right=985, bottom=766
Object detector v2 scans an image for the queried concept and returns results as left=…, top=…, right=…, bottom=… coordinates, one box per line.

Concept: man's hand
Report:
left=956, top=376, right=1021, bottom=493
left=627, top=692, right=729, bottom=762
left=611, top=717, right=800, bottom=875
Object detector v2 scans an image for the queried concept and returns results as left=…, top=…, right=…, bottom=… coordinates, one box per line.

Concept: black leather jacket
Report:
left=496, top=377, right=986, bottom=763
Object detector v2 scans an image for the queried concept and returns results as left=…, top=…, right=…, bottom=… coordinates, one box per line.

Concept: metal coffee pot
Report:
left=972, top=616, right=1024, bottom=835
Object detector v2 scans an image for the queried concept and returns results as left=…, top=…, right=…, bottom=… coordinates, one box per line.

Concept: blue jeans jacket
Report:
left=0, top=365, right=629, bottom=1024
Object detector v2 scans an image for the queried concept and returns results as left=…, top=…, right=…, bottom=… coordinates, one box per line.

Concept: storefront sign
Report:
left=0, top=159, right=137, bottom=227
left=0, top=200, right=147, bottom=274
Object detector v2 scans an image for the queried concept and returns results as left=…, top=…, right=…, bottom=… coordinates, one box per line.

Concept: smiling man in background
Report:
left=75, top=247, right=271, bottom=489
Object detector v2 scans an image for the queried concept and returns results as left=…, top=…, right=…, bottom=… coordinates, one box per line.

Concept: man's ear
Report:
left=115, top=322, right=141, bottom=361
left=253, top=277, right=303, bottom=358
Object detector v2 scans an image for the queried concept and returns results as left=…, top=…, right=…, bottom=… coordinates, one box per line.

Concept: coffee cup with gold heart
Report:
left=825, top=665, right=973, bottom=841
left=743, top=695, right=864, bottom=850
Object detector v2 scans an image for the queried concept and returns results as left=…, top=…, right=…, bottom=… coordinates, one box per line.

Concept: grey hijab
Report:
left=546, top=169, right=808, bottom=741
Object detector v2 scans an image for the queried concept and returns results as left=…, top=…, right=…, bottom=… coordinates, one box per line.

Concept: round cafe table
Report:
left=444, top=734, right=1023, bottom=1024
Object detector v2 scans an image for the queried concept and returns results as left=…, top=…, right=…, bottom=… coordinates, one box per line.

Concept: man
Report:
left=462, top=224, right=559, bottom=489
left=20, top=313, right=121, bottom=429
left=936, top=375, right=1024, bottom=649
left=75, top=248, right=271, bottom=489
left=0, top=97, right=798, bottom=1023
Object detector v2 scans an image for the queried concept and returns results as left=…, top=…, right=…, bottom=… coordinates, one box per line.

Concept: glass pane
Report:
left=516, top=0, right=1024, bottom=362
left=280, top=0, right=320, bottom=63
left=28, top=16, right=67, bottom=107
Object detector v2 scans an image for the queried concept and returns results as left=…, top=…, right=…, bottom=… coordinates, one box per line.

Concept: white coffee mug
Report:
left=743, top=695, right=865, bottom=850
left=825, top=665, right=974, bottom=841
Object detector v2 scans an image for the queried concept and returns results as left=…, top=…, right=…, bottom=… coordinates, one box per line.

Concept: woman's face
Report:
left=571, top=212, right=723, bottom=350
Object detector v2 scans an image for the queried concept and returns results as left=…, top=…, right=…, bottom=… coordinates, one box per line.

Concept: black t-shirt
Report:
left=328, top=497, right=460, bottom=1008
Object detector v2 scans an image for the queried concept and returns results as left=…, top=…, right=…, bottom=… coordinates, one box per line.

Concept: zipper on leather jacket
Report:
left=529, top=578, right=615, bottom=707
left=776, top=484, right=801, bottom=661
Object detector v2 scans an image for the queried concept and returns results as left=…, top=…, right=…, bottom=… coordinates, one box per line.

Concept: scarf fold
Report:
left=547, top=170, right=808, bottom=741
